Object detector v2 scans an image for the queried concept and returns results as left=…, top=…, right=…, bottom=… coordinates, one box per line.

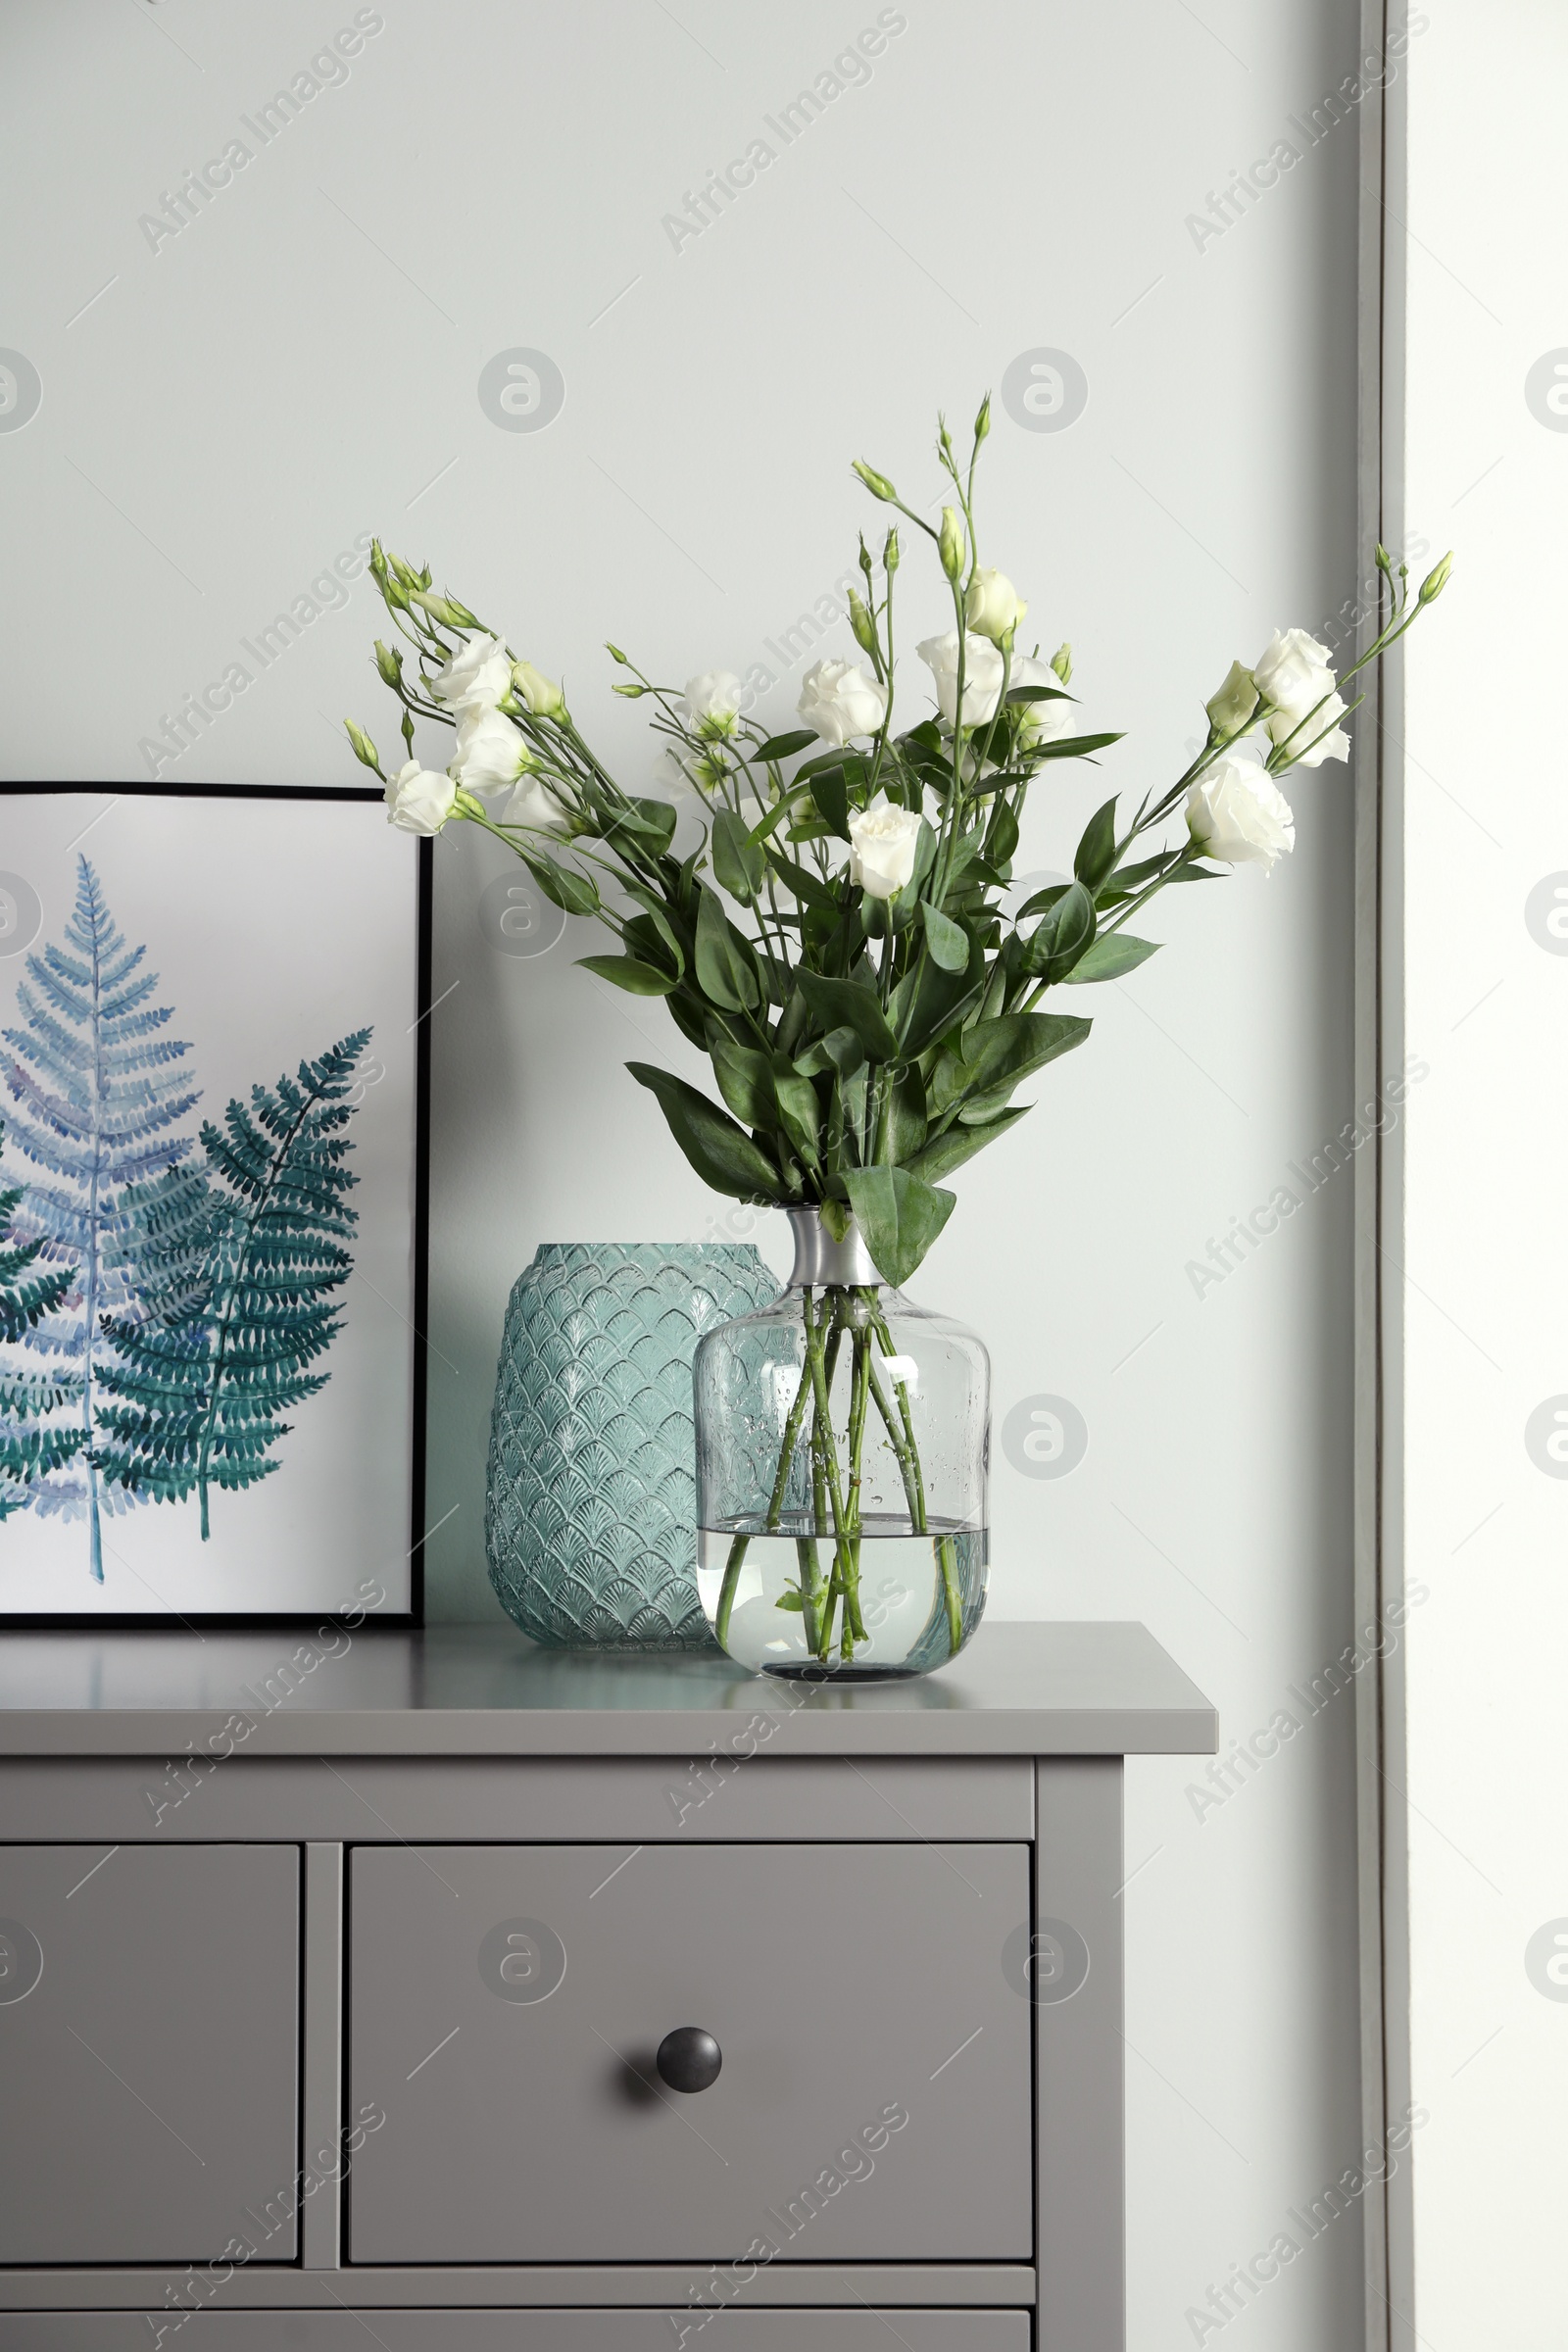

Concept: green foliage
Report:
left=356, top=403, right=1451, bottom=1286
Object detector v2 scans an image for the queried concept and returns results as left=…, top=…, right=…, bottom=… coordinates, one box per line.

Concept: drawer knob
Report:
left=656, top=2026, right=722, bottom=2093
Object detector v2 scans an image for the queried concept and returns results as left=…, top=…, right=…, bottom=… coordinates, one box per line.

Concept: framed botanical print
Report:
left=0, top=785, right=430, bottom=1625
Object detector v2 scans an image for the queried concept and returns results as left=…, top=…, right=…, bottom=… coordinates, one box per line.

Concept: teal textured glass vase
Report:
left=485, top=1243, right=777, bottom=1650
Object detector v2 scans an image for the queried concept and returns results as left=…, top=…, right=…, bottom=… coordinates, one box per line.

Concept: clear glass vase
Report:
left=693, top=1209, right=990, bottom=1679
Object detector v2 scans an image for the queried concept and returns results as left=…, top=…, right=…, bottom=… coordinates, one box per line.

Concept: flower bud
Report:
left=513, top=660, right=566, bottom=718
left=847, top=588, right=879, bottom=659
left=410, top=589, right=471, bottom=628
left=344, top=719, right=382, bottom=774
left=1417, top=551, right=1453, bottom=604
left=964, top=567, right=1027, bottom=644
left=1205, top=659, right=1259, bottom=737
left=858, top=533, right=875, bottom=586
left=1374, top=543, right=1393, bottom=574
left=853, top=460, right=898, bottom=503
left=388, top=553, right=422, bottom=589
left=373, top=639, right=403, bottom=687
left=612, top=681, right=648, bottom=698
left=605, top=641, right=629, bottom=664
left=939, top=506, right=965, bottom=583
left=1050, top=642, right=1072, bottom=686
left=883, top=527, right=901, bottom=575
left=973, top=392, right=991, bottom=447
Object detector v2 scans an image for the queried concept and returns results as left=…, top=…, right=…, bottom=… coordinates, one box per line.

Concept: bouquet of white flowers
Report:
left=345, top=399, right=1449, bottom=1671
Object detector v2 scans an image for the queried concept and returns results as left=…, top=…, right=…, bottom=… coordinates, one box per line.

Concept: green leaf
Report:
left=754, top=729, right=817, bottom=762
left=929, top=1011, right=1092, bottom=1118
left=920, top=901, right=969, bottom=973
left=774, top=1589, right=806, bottom=1612
left=750, top=791, right=810, bottom=844
left=771, top=1062, right=822, bottom=1169
left=809, top=767, right=852, bottom=839
left=843, top=1166, right=956, bottom=1288
left=603, top=797, right=678, bottom=856
left=819, top=1198, right=854, bottom=1242
left=1073, top=798, right=1120, bottom=890
left=694, top=885, right=760, bottom=1012
left=619, top=881, right=687, bottom=976
left=523, top=854, right=599, bottom=918
left=887, top=1063, right=928, bottom=1162
left=891, top=935, right=986, bottom=1058
left=1015, top=882, right=1068, bottom=922
left=1064, top=933, right=1162, bottom=983
left=794, top=1024, right=866, bottom=1080
left=1004, top=683, right=1075, bottom=704
left=626, top=1063, right=784, bottom=1201
left=764, top=846, right=837, bottom=910
left=1018, top=881, right=1096, bottom=980
left=905, top=1105, right=1031, bottom=1184
left=797, top=970, right=898, bottom=1062
left=987, top=805, right=1020, bottom=866
left=576, top=955, right=676, bottom=996
left=712, top=808, right=766, bottom=903
left=709, top=1035, right=775, bottom=1129
left=1030, top=731, right=1124, bottom=762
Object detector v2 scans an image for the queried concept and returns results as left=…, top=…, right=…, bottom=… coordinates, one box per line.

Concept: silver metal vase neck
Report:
left=785, top=1207, right=881, bottom=1289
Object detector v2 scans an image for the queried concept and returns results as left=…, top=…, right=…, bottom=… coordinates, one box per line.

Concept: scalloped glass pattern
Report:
left=485, top=1244, right=777, bottom=1650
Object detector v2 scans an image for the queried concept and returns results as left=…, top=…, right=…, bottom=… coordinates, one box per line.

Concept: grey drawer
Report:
left=348, top=1842, right=1032, bottom=2264
left=0, top=1843, right=299, bottom=2265
left=0, top=2315, right=1031, bottom=2352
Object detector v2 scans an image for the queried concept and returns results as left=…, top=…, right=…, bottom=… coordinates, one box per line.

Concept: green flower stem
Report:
left=713, top=1292, right=818, bottom=1651
left=869, top=1304, right=959, bottom=1659
left=803, top=1291, right=857, bottom=1655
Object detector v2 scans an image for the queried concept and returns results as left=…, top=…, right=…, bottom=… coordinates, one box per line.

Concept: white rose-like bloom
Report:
left=502, top=773, right=571, bottom=837
left=681, top=670, right=744, bottom=734
left=797, top=657, right=888, bottom=747
left=964, top=568, right=1028, bottom=643
left=385, top=760, right=457, bottom=836
left=1253, top=627, right=1335, bottom=719
left=916, top=630, right=1006, bottom=729
left=847, top=795, right=921, bottom=900
left=1009, top=651, right=1076, bottom=748
left=1265, top=691, right=1350, bottom=767
left=428, top=632, right=512, bottom=716
left=449, top=708, right=536, bottom=794
left=512, top=660, right=566, bottom=718
left=1186, top=758, right=1295, bottom=872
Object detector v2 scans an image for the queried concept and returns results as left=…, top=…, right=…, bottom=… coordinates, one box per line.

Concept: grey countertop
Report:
left=0, top=1619, right=1216, bottom=1757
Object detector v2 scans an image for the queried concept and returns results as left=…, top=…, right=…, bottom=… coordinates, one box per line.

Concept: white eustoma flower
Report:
left=1009, top=651, right=1076, bottom=747
left=1265, top=692, right=1350, bottom=767
left=1253, top=627, right=1335, bottom=719
left=1186, top=758, right=1295, bottom=872
left=385, top=761, right=457, bottom=835
left=964, top=568, right=1028, bottom=643
left=449, top=708, right=537, bottom=794
left=428, top=632, right=512, bottom=716
left=502, top=773, right=571, bottom=836
left=797, top=658, right=888, bottom=747
left=848, top=795, right=921, bottom=899
left=681, top=671, right=744, bottom=735
left=512, top=660, right=566, bottom=718
left=916, top=630, right=1005, bottom=728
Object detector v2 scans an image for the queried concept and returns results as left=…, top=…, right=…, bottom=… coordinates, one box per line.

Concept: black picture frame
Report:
left=0, top=782, right=431, bottom=1631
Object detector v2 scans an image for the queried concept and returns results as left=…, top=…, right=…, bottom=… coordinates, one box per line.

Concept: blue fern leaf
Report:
left=0, top=856, right=201, bottom=1576
left=97, top=1028, right=370, bottom=1539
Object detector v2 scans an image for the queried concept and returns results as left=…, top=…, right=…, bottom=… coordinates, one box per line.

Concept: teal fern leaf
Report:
left=0, top=858, right=201, bottom=1572
left=96, top=1030, right=370, bottom=1538
left=0, top=1121, right=84, bottom=1519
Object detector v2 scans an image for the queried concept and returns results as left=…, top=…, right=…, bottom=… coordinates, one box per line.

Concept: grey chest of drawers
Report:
left=0, top=1620, right=1214, bottom=2352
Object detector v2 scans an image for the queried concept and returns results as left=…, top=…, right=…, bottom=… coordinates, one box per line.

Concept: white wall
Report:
left=1, top=1, right=1375, bottom=2336
left=1401, top=6, right=1568, bottom=2346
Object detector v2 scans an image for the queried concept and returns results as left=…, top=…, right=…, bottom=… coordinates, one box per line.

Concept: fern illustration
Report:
left=97, top=1030, right=370, bottom=1539
left=0, top=857, right=201, bottom=1577
left=0, top=1122, right=84, bottom=1518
